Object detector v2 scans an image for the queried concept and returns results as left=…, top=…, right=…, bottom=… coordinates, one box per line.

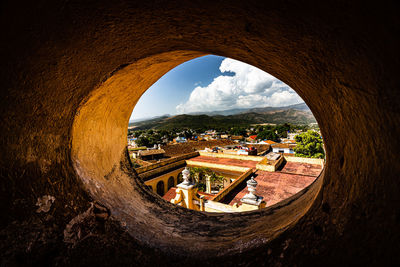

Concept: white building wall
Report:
left=272, top=147, right=294, bottom=154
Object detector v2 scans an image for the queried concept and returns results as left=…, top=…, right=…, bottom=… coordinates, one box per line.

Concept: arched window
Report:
left=156, top=181, right=165, bottom=196
left=167, top=176, right=174, bottom=190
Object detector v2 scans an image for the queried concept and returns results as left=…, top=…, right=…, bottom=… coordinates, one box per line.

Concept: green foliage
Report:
left=257, top=130, right=279, bottom=141
left=177, top=173, right=183, bottom=184
left=128, top=109, right=316, bottom=131
left=229, top=127, right=247, bottom=136
left=275, top=123, right=291, bottom=138
left=294, top=130, right=325, bottom=159
left=135, top=136, right=150, bottom=147
left=183, top=130, right=193, bottom=139
left=188, top=166, right=225, bottom=192
left=130, top=123, right=315, bottom=148
left=135, top=131, right=162, bottom=147
left=133, top=128, right=174, bottom=147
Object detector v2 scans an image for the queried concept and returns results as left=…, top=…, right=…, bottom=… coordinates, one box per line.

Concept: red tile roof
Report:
left=279, top=161, right=322, bottom=176
left=221, top=161, right=322, bottom=207
left=162, top=187, right=177, bottom=202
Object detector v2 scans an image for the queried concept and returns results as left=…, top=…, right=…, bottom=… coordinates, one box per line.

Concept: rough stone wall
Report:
left=0, top=0, right=399, bottom=266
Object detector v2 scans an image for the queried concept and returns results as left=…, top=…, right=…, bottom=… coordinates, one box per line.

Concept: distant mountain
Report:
left=130, top=114, right=171, bottom=123
left=129, top=115, right=170, bottom=129
left=241, top=103, right=310, bottom=114
left=286, top=103, right=312, bottom=111
left=186, top=102, right=310, bottom=116
left=128, top=103, right=315, bottom=130
left=187, top=108, right=249, bottom=116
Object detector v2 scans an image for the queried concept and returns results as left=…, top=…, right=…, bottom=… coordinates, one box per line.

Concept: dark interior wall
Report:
left=0, top=0, right=399, bottom=266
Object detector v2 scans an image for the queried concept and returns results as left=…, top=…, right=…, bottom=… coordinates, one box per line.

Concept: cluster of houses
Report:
left=128, top=141, right=302, bottom=167
left=127, top=137, right=137, bottom=146
left=129, top=130, right=304, bottom=145
left=126, top=127, right=324, bottom=215
left=127, top=129, right=313, bottom=161
left=172, top=130, right=230, bottom=143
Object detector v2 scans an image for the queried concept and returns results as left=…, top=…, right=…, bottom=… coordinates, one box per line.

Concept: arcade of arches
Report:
left=0, top=1, right=399, bottom=266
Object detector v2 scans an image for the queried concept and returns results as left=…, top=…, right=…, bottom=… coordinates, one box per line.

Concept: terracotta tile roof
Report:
left=265, top=140, right=277, bottom=144
left=162, top=187, right=177, bottom=202
left=220, top=161, right=322, bottom=207
left=162, top=140, right=236, bottom=157
left=278, top=161, right=322, bottom=176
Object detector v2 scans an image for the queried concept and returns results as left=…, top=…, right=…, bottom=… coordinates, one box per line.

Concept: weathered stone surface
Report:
left=0, top=0, right=399, bottom=266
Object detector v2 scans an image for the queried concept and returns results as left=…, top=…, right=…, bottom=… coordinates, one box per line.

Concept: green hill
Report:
left=129, top=108, right=316, bottom=130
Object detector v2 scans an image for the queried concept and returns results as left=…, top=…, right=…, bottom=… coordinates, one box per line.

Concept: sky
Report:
left=129, top=55, right=304, bottom=122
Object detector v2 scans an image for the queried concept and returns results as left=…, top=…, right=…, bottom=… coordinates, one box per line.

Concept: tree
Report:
left=275, top=123, right=291, bottom=138
left=229, top=127, right=247, bottom=137
left=132, top=130, right=144, bottom=138
left=136, top=136, right=150, bottom=147
left=257, top=130, right=279, bottom=142
left=189, top=167, right=225, bottom=192
left=183, top=130, right=193, bottom=139
left=255, top=125, right=264, bottom=133
left=294, top=130, right=325, bottom=159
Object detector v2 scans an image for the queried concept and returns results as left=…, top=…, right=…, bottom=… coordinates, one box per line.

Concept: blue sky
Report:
left=130, top=55, right=303, bottom=121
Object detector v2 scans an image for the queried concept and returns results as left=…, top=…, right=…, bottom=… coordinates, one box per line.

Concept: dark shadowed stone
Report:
left=0, top=0, right=399, bottom=266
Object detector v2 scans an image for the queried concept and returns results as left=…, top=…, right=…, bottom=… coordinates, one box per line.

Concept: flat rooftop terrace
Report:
left=278, top=161, right=322, bottom=176
left=221, top=161, right=322, bottom=207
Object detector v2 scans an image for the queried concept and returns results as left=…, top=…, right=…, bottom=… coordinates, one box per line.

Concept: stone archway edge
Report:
left=0, top=1, right=399, bottom=265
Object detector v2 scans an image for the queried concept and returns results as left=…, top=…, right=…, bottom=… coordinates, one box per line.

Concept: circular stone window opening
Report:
left=71, top=51, right=325, bottom=257
left=127, top=55, right=325, bottom=214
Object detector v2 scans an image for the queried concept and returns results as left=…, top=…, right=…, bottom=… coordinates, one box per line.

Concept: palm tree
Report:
left=188, top=167, right=225, bottom=193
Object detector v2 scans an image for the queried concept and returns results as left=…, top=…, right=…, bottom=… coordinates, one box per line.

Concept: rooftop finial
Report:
left=246, top=176, right=258, bottom=200
left=241, top=175, right=264, bottom=206
left=181, top=167, right=191, bottom=186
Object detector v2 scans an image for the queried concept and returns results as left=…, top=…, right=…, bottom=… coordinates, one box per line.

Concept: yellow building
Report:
left=169, top=167, right=266, bottom=213
left=139, top=152, right=323, bottom=213
left=144, top=167, right=184, bottom=196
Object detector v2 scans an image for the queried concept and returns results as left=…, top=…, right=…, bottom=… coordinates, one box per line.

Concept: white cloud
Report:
left=176, top=58, right=303, bottom=114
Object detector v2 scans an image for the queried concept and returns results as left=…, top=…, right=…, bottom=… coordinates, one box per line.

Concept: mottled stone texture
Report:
left=0, top=0, right=399, bottom=266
